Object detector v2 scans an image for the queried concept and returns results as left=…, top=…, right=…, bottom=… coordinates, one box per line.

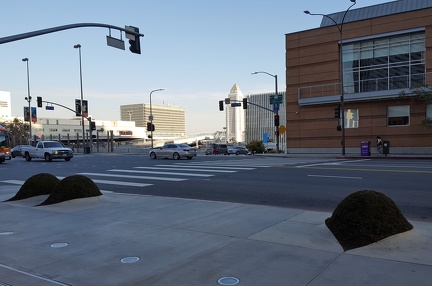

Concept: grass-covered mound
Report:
left=5, top=173, right=59, bottom=201
left=325, top=190, right=413, bottom=251
left=38, top=175, right=102, bottom=206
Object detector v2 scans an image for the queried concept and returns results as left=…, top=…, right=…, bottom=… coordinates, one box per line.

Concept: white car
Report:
left=149, top=143, right=197, bottom=160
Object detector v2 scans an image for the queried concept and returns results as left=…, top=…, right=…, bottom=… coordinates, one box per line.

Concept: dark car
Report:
left=211, top=144, right=228, bottom=155
left=11, top=145, right=26, bottom=158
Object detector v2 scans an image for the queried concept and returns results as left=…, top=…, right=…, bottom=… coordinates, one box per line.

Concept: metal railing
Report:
left=298, top=72, right=432, bottom=100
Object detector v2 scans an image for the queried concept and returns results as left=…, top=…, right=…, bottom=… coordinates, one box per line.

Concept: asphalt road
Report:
left=1, top=153, right=431, bottom=221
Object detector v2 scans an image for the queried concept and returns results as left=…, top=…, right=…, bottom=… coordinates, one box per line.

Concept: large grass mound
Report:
left=325, top=190, right=413, bottom=251
left=5, top=173, right=60, bottom=201
left=38, top=175, right=102, bottom=206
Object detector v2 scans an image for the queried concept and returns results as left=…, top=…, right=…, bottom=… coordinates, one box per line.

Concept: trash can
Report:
left=360, top=141, right=371, bottom=156
left=383, top=141, right=390, bottom=156
left=84, top=146, right=91, bottom=154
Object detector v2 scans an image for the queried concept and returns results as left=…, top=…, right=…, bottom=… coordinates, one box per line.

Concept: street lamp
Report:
left=22, top=58, right=32, bottom=146
left=74, top=44, right=86, bottom=153
left=149, top=88, right=164, bottom=149
left=304, top=0, right=356, bottom=155
left=128, top=111, right=133, bottom=121
left=252, top=71, right=279, bottom=153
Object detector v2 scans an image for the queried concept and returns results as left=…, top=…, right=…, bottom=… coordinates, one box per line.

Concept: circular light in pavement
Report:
left=218, top=277, right=240, bottom=285
left=120, top=257, right=140, bottom=263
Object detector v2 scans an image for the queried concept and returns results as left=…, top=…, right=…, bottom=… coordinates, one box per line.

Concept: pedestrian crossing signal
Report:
left=219, top=100, right=224, bottom=111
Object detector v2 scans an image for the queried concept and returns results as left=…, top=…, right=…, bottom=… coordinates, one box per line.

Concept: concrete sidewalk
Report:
left=0, top=185, right=431, bottom=286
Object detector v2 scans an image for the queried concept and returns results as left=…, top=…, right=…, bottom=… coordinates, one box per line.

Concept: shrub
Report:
left=5, top=173, right=59, bottom=201
left=38, top=175, right=102, bottom=206
left=325, top=190, right=413, bottom=251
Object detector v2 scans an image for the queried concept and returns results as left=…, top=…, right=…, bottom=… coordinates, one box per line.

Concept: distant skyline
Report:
left=0, top=0, right=390, bottom=134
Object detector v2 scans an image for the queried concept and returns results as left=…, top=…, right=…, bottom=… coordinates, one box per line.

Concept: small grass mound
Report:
left=5, top=173, right=60, bottom=201
left=38, top=175, right=102, bottom=206
left=325, top=190, right=413, bottom=251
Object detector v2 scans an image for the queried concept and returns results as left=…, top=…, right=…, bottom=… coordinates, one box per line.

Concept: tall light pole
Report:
left=149, top=88, right=164, bottom=149
left=304, top=0, right=356, bottom=155
left=22, top=58, right=32, bottom=146
left=128, top=111, right=133, bottom=121
left=74, top=44, right=86, bottom=153
left=252, top=71, right=279, bottom=153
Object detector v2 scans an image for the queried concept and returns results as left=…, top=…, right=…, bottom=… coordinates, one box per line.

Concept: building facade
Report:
left=120, top=104, right=186, bottom=140
left=225, top=84, right=245, bottom=143
left=285, top=0, right=432, bottom=154
left=0, top=91, right=11, bottom=120
left=245, top=92, right=287, bottom=150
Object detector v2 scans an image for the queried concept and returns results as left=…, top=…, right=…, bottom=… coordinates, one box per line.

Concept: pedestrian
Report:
left=376, top=136, right=383, bottom=153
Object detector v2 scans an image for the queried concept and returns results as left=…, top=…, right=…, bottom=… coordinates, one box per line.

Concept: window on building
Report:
left=343, top=32, right=425, bottom=94
left=426, top=104, right=432, bottom=120
left=345, top=109, right=358, bottom=128
left=387, top=105, right=409, bottom=126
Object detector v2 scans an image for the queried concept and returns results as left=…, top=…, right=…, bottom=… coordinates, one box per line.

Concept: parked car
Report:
left=211, top=144, right=228, bottom=155
left=11, top=145, right=26, bottom=158
left=228, top=146, right=249, bottom=155
left=0, top=152, right=5, bottom=163
left=149, top=143, right=197, bottom=160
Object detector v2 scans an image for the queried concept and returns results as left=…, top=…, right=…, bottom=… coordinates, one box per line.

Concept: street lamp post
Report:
left=252, top=71, right=279, bottom=153
left=74, top=44, right=87, bottom=153
left=128, top=111, right=133, bottom=121
left=149, top=88, right=164, bottom=149
left=22, top=58, right=32, bottom=146
left=304, top=0, right=356, bottom=156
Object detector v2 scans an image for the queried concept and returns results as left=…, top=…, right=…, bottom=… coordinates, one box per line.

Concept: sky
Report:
left=1, top=0, right=390, bottom=134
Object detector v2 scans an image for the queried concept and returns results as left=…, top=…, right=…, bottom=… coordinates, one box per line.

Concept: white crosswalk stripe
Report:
left=1, top=159, right=288, bottom=189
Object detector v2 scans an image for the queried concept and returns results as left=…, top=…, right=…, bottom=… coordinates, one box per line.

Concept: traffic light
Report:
left=146, top=122, right=155, bottom=131
left=275, top=130, right=279, bottom=136
left=90, top=121, right=96, bottom=131
left=126, top=26, right=141, bottom=54
left=334, top=106, right=341, bottom=118
left=219, top=100, right=224, bottom=111
left=274, top=114, right=280, bottom=126
left=37, top=96, right=42, bottom=108
left=242, top=98, right=247, bottom=109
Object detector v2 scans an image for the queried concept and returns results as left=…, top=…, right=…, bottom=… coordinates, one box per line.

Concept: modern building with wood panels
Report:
left=285, top=0, right=432, bottom=154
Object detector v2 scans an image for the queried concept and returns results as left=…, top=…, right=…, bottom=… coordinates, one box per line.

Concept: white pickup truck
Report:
left=21, top=141, right=74, bottom=162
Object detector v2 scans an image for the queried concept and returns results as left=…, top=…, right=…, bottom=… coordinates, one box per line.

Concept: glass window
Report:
left=345, top=109, right=358, bottom=128
left=427, top=104, right=432, bottom=120
left=343, top=32, right=425, bottom=94
left=387, top=105, right=409, bottom=126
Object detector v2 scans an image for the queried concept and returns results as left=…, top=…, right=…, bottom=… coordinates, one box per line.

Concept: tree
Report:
left=400, top=85, right=432, bottom=128
left=246, top=140, right=265, bottom=154
left=0, top=118, right=29, bottom=146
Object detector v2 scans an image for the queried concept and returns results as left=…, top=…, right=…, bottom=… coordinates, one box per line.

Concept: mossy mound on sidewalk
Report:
left=5, top=173, right=60, bottom=201
left=325, top=190, right=413, bottom=251
left=38, top=175, right=102, bottom=206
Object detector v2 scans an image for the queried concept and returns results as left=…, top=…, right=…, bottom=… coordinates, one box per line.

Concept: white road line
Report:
left=135, top=166, right=236, bottom=173
left=77, top=172, right=186, bottom=182
left=1, top=180, right=25, bottom=185
left=167, top=164, right=257, bottom=170
left=308, top=174, right=362, bottom=179
left=91, top=179, right=152, bottom=187
left=108, top=169, right=213, bottom=177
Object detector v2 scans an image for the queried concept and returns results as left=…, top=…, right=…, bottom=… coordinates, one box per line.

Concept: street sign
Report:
left=270, top=93, right=283, bottom=104
left=231, top=102, right=241, bottom=107
left=279, top=125, right=286, bottom=134
left=46, top=106, right=54, bottom=110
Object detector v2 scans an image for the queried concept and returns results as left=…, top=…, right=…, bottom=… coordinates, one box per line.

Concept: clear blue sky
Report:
left=1, top=0, right=389, bottom=134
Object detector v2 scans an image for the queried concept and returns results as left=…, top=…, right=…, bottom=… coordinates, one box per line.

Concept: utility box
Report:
left=360, top=141, right=371, bottom=156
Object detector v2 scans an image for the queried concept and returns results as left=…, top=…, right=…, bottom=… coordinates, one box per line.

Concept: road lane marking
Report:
left=308, top=174, right=362, bottom=179
left=108, top=169, right=214, bottom=177
left=77, top=172, right=186, bottom=181
left=135, top=166, right=237, bottom=173
left=1, top=179, right=152, bottom=187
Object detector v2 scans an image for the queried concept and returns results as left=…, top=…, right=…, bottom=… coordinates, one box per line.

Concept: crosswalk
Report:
left=1, top=158, right=288, bottom=189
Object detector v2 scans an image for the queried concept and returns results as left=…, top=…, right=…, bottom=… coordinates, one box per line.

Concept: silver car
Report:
left=149, top=143, right=197, bottom=160
left=227, top=146, right=249, bottom=155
